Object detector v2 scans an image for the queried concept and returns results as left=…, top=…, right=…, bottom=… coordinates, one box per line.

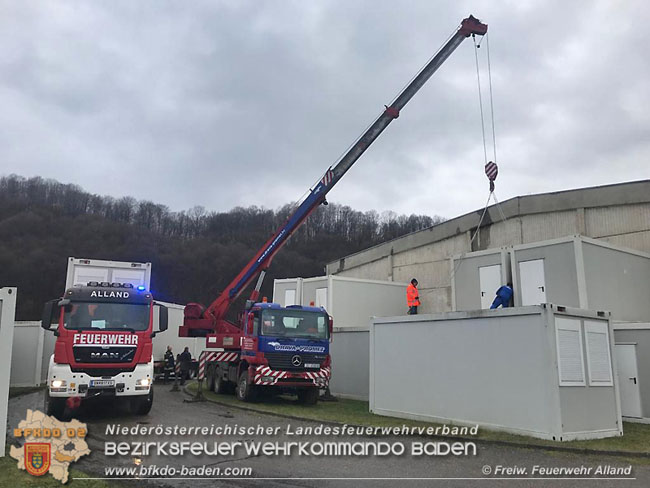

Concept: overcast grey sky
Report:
left=1, top=1, right=649, bottom=218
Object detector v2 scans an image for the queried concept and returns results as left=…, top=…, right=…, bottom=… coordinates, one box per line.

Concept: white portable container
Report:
left=370, top=304, right=623, bottom=441
left=65, top=257, right=152, bottom=290
left=0, top=288, right=17, bottom=457
left=273, top=275, right=407, bottom=327
left=510, top=235, right=650, bottom=322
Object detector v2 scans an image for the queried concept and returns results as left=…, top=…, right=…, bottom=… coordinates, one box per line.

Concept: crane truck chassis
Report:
left=180, top=15, right=488, bottom=404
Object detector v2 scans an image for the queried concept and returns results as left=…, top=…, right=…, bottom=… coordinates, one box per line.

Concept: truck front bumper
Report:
left=47, top=359, right=153, bottom=398
left=252, top=365, right=330, bottom=388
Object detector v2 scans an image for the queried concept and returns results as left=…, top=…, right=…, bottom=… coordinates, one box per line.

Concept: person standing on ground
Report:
left=406, top=278, right=421, bottom=315
left=179, top=347, right=192, bottom=385
left=490, top=282, right=513, bottom=309
left=163, top=345, right=175, bottom=384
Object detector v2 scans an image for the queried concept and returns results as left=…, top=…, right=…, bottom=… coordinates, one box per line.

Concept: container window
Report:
left=584, top=320, right=613, bottom=386
left=555, top=317, right=586, bottom=386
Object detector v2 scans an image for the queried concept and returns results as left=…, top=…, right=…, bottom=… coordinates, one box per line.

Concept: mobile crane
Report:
left=179, top=15, right=488, bottom=403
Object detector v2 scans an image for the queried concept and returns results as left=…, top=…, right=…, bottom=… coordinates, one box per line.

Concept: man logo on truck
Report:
left=89, top=352, right=121, bottom=360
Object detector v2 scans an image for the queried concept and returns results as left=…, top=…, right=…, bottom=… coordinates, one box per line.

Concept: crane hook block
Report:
left=384, top=106, right=400, bottom=119
left=485, top=161, right=498, bottom=181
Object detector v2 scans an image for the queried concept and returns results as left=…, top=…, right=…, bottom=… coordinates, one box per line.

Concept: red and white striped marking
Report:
left=253, top=365, right=331, bottom=386
left=485, top=161, right=498, bottom=181
left=198, top=350, right=240, bottom=380
left=321, top=168, right=334, bottom=186
left=305, top=367, right=331, bottom=380
left=253, top=365, right=288, bottom=385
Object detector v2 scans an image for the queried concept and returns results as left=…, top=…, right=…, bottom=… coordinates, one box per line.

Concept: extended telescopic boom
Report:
left=180, top=15, right=487, bottom=337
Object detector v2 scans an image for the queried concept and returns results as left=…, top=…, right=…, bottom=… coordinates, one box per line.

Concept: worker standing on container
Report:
left=490, top=282, right=513, bottom=309
left=406, top=279, right=421, bottom=315
left=163, top=346, right=175, bottom=384
left=179, top=347, right=192, bottom=385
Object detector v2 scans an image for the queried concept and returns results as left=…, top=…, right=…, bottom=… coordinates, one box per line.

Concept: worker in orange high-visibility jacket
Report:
left=406, top=278, right=421, bottom=315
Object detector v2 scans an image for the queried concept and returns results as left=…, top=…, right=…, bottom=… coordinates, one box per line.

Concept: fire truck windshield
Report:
left=63, top=302, right=150, bottom=331
left=260, top=309, right=328, bottom=340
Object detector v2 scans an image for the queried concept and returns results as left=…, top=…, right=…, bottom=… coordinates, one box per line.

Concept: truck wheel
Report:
left=214, top=372, right=230, bottom=394
left=235, top=371, right=257, bottom=402
left=131, top=389, right=154, bottom=415
left=297, top=388, right=319, bottom=405
left=45, top=393, right=66, bottom=420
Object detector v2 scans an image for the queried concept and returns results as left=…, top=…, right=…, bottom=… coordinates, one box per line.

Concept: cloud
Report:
left=0, top=0, right=648, bottom=219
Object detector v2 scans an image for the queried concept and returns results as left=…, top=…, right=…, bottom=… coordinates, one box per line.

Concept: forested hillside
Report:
left=0, top=175, right=443, bottom=320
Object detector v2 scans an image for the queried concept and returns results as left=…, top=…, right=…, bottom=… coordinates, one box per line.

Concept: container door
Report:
left=518, top=259, right=547, bottom=305
left=614, top=344, right=642, bottom=418
left=316, top=288, right=328, bottom=309
left=479, top=264, right=502, bottom=309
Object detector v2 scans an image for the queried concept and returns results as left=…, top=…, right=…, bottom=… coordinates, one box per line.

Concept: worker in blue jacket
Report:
left=490, top=282, right=513, bottom=309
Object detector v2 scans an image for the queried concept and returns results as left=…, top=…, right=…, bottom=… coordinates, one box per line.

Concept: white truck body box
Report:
left=65, top=257, right=152, bottom=290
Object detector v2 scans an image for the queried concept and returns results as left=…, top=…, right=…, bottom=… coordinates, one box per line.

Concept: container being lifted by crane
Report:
left=179, top=15, right=488, bottom=403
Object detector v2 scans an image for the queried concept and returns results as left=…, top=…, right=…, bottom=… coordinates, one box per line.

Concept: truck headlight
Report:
left=51, top=380, right=66, bottom=389
left=138, top=378, right=151, bottom=387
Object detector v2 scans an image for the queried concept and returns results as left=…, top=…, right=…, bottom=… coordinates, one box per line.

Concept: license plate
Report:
left=90, top=379, right=115, bottom=388
left=304, top=363, right=320, bottom=368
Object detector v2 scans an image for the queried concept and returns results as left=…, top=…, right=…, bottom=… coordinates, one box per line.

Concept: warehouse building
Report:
left=326, top=179, right=650, bottom=314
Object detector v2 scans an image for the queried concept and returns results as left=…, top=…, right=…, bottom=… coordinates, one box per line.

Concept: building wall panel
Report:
left=600, top=230, right=650, bottom=255
left=392, top=233, right=469, bottom=267
left=418, top=287, right=452, bottom=313
left=586, top=203, right=650, bottom=239
left=475, top=219, right=523, bottom=250
left=521, top=211, right=578, bottom=244
left=393, top=260, right=451, bottom=289
left=336, top=258, right=391, bottom=281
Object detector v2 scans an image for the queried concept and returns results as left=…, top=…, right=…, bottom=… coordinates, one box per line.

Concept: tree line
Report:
left=0, top=174, right=443, bottom=320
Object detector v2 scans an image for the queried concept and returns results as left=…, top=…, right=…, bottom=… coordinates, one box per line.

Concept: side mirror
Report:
left=158, top=305, right=168, bottom=332
left=247, top=313, right=254, bottom=335
left=151, top=304, right=168, bottom=338
left=328, top=316, right=333, bottom=337
left=41, top=299, right=59, bottom=332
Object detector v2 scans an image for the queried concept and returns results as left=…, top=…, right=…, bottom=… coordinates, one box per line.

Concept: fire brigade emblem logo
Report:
left=25, top=443, right=51, bottom=476
left=291, top=355, right=302, bottom=367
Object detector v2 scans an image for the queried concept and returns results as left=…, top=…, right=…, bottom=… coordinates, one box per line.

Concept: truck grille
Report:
left=73, top=346, right=137, bottom=363
left=70, top=367, right=135, bottom=377
left=263, top=352, right=326, bottom=371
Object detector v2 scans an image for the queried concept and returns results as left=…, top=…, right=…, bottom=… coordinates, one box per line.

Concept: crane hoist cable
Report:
left=450, top=32, right=508, bottom=281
